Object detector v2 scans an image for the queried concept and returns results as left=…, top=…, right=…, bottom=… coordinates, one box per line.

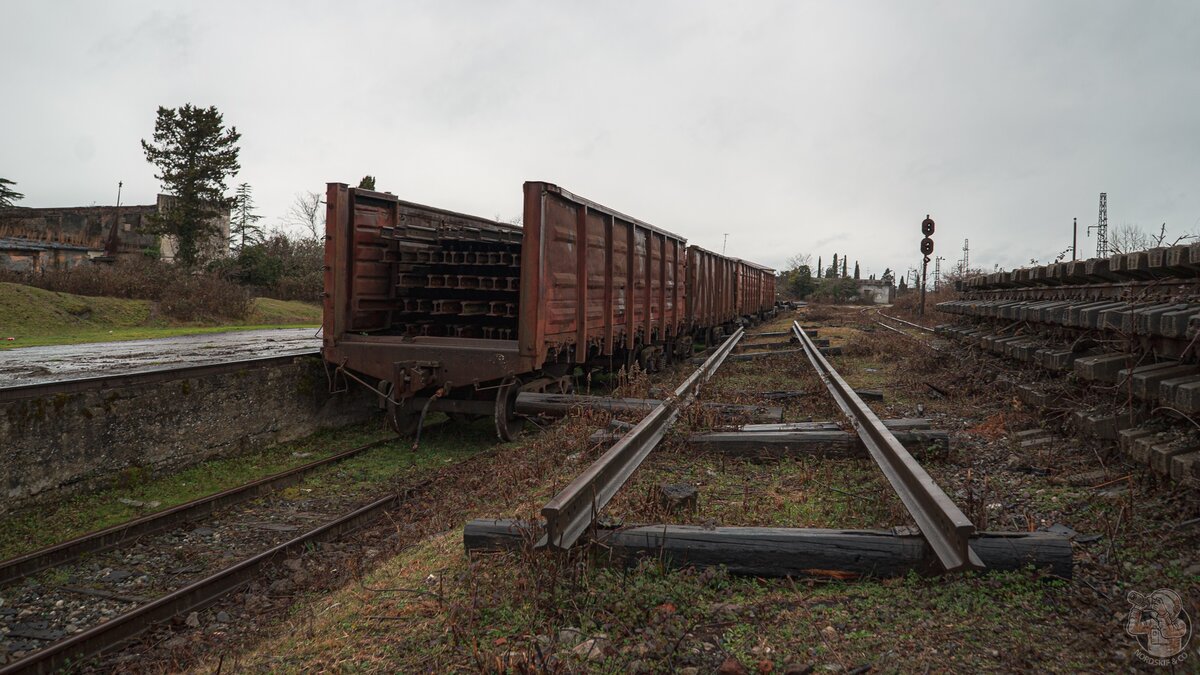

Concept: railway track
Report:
left=468, top=313, right=1068, bottom=577
left=0, top=431, right=424, bottom=674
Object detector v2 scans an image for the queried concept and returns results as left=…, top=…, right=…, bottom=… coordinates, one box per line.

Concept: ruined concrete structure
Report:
left=0, top=356, right=378, bottom=510
left=0, top=195, right=230, bottom=271
left=856, top=280, right=896, bottom=305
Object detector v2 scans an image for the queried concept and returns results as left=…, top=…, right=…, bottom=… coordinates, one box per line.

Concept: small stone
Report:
left=184, top=612, right=200, bottom=628
left=659, top=483, right=699, bottom=513
left=192, top=527, right=214, bottom=537
left=679, top=668, right=700, bottom=675
left=1183, top=563, right=1200, bottom=577
left=627, top=659, right=649, bottom=673
left=282, top=558, right=302, bottom=572
left=820, top=665, right=843, bottom=673
left=54, top=600, right=64, bottom=608
left=215, top=611, right=231, bottom=623
left=821, top=625, right=838, bottom=642
left=558, top=627, right=584, bottom=647
left=572, top=637, right=610, bottom=661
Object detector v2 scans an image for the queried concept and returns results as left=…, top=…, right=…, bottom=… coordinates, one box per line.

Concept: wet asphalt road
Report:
left=0, top=328, right=322, bottom=387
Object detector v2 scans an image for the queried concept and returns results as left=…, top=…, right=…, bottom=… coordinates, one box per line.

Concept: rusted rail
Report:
left=0, top=438, right=393, bottom=586
left=877, top=312, right=936, bottom=333
left=0, top=351, right=320, bottom=402
left=540, top=327, right=745, bottom=549
left=0, top=493, right=402, bottom=675
left=791, top=321, right=981, bottom=572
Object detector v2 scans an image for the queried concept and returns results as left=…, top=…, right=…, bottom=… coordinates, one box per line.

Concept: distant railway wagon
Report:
left=322, top=180, right=774, bottom=439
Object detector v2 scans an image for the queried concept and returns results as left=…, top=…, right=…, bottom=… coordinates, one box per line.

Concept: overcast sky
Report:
left=3, top=1, right=1198, bottom=278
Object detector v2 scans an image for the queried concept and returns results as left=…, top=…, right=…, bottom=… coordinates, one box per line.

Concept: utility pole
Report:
left=722, top=233, right=729, bottom=255
left=960, top=238, right=970, bottom=277
left=1087, top=193, right=1108, bottom=258
left=1072, top=217, right=1077, bottom=261
left=105, top=181, right=124, bottom=258
left=933, top=256, right=944, bottom=291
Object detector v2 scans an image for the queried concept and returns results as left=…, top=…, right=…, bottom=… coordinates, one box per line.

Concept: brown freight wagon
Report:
left=685, top=245, right=739, bottom=344
left=733, top=258, right=777, bottom=319
left=322, top=181, right=689, bottom=439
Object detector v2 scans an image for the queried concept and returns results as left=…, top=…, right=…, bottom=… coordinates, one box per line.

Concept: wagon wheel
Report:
left=494, top=375, right=574, bottom=442
left=638, top=345, right=663, bottom=373
left=493, top=377, right=526, bottom=442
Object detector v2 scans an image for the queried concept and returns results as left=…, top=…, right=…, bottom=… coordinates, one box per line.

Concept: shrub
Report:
left=0, top=257, right=250, bottom=322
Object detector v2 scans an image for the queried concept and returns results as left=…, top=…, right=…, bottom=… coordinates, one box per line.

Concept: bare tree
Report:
left=1108, top=223, right=1194, bottom=254
left=1107, top=224, right=1152, bottom=255
left=284, top=191, right=324, bottom=241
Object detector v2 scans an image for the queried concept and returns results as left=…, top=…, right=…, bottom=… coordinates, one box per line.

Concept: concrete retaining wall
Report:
left=1, top=355, right=379, bottom=511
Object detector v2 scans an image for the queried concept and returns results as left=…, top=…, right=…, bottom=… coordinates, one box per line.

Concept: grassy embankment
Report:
left=0, top=281, right=321, bottom=348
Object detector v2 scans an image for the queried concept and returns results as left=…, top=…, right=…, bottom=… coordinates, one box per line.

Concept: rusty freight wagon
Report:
left=734, top=258, right=777, bottom=320
left=322, top=181, right=690, bottom=439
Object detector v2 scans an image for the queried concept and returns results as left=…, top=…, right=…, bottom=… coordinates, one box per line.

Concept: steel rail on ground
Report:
left=877, top=312, right=936, bottom=333
left=540, top=327, right=745, bottom=549
left=791, top=321, right=981, bottom=572
left=0, top=438, right=394, bottom=586
left=0, top=493, right=404, bottom=675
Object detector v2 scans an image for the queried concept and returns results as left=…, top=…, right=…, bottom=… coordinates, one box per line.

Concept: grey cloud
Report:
left=2, top=0, right=1198, bottom=276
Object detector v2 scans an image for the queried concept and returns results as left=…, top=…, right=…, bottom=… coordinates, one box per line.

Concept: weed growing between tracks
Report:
left=0, top=420, right=395, bottom=561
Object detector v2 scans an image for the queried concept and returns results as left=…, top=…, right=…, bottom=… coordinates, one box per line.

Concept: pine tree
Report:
left=141, top=104, right=241, bottom=267
left=229, top=183, right=264, bottom=252
left=358, top=175, right=376, bottom=190
left=0, top=178, right=23, bottom=208
left=853, top=261, right=860, bottom=279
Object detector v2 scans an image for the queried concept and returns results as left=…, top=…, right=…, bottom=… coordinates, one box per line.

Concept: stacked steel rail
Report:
left=936, top=244, right=1200, bottom=486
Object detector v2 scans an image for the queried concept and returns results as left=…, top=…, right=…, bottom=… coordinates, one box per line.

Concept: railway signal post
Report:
left=919, top=216, right=935, bottom=316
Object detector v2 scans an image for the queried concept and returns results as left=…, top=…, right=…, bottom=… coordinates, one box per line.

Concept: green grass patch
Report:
left=0, top=420, right=393, bottom=561
left=233, top=530, right=1085, bottom=673
left=0, top=282, right=320, bottom=348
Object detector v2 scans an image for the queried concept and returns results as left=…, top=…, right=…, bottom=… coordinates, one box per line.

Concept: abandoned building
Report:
left=0, top=196, right=230, bottom=272
left=856, top=279, right=896, bottom=304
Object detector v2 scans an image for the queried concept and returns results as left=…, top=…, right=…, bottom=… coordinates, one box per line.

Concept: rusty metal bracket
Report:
left=791, top=321, right=982, bottom=573
left=539, top=328, right=745, bottom=550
